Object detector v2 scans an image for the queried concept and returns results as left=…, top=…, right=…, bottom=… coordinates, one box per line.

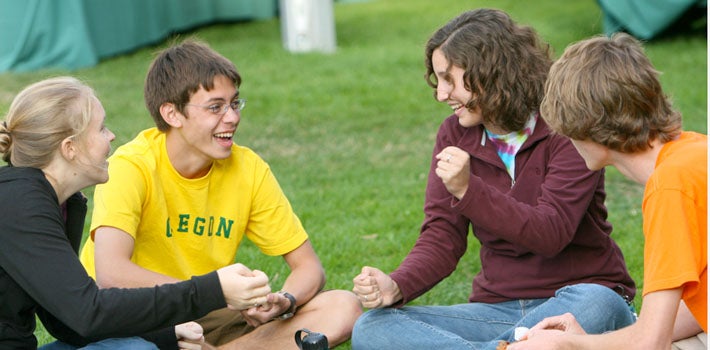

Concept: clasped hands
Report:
left=216, top=263, right=293, bottom=327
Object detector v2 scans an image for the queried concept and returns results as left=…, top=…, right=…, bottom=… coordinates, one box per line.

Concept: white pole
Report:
left=280, top=0, right=337, bottom=53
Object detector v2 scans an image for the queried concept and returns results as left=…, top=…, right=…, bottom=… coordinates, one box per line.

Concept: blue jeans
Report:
left=352, top=283, right=636, bottom=350
left=39, top=337, right=157, bottom=350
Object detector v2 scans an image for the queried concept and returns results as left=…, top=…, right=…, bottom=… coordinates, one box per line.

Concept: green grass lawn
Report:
left=0, top=0, right=705, bottom=348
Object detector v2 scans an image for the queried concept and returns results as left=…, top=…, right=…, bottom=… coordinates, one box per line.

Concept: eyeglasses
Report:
left=186, top=98, right=246, bottom=116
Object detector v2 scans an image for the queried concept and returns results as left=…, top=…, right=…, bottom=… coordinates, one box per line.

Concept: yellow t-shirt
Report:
left=80, top=128, right=308, bottom=280
left=642, top=132, right=707, bottom=332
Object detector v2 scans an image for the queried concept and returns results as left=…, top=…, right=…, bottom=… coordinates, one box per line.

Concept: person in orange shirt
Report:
left=509, top=32, right=707, bottom=350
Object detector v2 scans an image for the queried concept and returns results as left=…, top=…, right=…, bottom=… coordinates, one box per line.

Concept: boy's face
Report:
left=176, top=75, right=241, bottom=164
left=570, top=138, right=610, bottom=171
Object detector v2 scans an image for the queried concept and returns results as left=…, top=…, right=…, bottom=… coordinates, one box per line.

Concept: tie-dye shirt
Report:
left=485, top=113, right=537, bottom=180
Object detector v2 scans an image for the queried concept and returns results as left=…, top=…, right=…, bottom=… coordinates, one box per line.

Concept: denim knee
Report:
left=554, top=283, right=635, bottom=332
left=353, top=308, right=391, bottom=335
left=352, top=308, right=401, bottom=348
left=80, top=337, right=158, bottom=350
left=40, top=337, right=157, bottom=350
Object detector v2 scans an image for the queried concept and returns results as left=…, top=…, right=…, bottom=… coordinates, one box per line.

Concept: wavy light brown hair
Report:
left=0, top=76, right=94, bottom=167
left=144, top=39, right=241, bottom=131
left=541, top=33, right=681, bottom=153
left=424, top=8, right=552, bottom=132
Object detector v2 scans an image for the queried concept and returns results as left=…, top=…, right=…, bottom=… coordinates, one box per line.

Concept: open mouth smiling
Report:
left=214, top=132, right=233, bottom=140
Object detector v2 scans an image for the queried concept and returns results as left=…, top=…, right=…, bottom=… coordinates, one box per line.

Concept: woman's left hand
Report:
left=176, top=321, right=215, bottom=350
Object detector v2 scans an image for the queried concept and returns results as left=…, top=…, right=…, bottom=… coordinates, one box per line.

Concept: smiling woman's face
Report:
left=74, top=97, right=115, bottom=185
left=432, top=48, right=482, bottom=128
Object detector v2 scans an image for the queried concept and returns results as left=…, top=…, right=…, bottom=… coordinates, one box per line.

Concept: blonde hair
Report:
left=541, top=33, right=681, bottom=152
left=0, top=76, right=95, bottom=167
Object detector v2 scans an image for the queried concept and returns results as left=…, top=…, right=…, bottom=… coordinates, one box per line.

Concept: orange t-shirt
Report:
left=642, top=132, right=707, bottom=331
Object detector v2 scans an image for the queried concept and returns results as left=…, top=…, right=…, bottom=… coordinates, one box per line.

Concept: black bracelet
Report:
left=277, top=291, right=297, bottom=320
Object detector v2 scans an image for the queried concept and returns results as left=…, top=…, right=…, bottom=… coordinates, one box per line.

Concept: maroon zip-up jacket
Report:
left=390, top=115, right=636, bottom=305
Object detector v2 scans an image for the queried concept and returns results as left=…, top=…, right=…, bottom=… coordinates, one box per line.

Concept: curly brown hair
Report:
left=424, top=8, right=552, bottom=132
left=541, top=33, right=681, bottom=153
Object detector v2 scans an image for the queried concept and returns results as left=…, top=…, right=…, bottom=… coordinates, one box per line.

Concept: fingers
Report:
left=352, top=266, right=386, bottom=308
left=238, top=284, right=270, bottom=308
left=250, top=284, right=272, bottom=305
left=239, top=295, right=284, bottom=327
left=359, top=290, right=383, bottom=309
left=245, top=269, right=270, bottom=291
left=529, top=313, right=575, bottom=332
left=177, top=339, right=204, bottom=350
left=217, top=264, right=272, bottom=310
left=176, top=321, right=205, bottom=350
left=361, top=265, right=379, bottom=276
left=353, top=266, right=377, bottom=282
left=254, top=293, right=277, bottom=312
left=232, top=263, right=253, bottom=275
left=240, top=309, right=262, bottom=328
left=435, top=146, right=465, bottom=174
left=175, top=321, right=203, bottom=341
left=434, top=146, right=470, bottom=199
left=353, top=278, right=380, bottom=300
left=352, top=267, right=378, bottom=292
left=353, top=282, right=380, bottom=299
left=251, top=269, right=268, bottom=280
left=435, top=146, right=465, bottom=164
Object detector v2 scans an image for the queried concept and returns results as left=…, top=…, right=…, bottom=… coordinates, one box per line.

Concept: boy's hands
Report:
left=240, top=292, right=294, bottom=327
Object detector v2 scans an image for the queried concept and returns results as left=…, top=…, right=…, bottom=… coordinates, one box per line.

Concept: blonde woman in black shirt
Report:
left=0, top=76, right=271, bottom=349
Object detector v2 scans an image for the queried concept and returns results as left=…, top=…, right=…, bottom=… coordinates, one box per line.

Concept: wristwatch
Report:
left=277, top=291, right=297, bottom=320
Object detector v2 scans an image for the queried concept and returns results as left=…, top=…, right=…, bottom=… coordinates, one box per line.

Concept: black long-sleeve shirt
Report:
left=0, top=166, right=226, bottom=349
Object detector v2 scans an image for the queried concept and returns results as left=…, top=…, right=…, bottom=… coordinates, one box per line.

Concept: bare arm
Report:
left=280, top=240, right=326, bottom=303
left=673, top=300, right=703, bottom=341
left=93, top=225, right=179, bottom=288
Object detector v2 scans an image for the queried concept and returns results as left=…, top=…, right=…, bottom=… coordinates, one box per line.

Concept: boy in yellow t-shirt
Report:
left=509, top=33, right=707, bottom=350
left=79, top=40, right=361, bottom=348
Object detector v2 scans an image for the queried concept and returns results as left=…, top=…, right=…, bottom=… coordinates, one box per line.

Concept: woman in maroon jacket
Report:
left=351, top=9, right=636, bottom=349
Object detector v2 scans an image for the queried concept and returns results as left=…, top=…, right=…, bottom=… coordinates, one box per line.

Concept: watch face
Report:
left=277, top=291, right=297, bottom=320
left=280, top=292, right=297, bottom=312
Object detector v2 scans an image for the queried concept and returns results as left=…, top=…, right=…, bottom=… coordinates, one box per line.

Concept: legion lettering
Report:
left=165, top=215, right=233, bottom=238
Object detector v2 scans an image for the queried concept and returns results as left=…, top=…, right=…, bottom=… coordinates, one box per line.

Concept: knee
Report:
left=311, top=290, right=363, bottom=344
left=335, top=289, right=363, bottom=323
left=555, top=283, right=634, bottom=331
left=556, top=283, right=624, bottom=306
left=319, top=289, right=362, bottom=319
